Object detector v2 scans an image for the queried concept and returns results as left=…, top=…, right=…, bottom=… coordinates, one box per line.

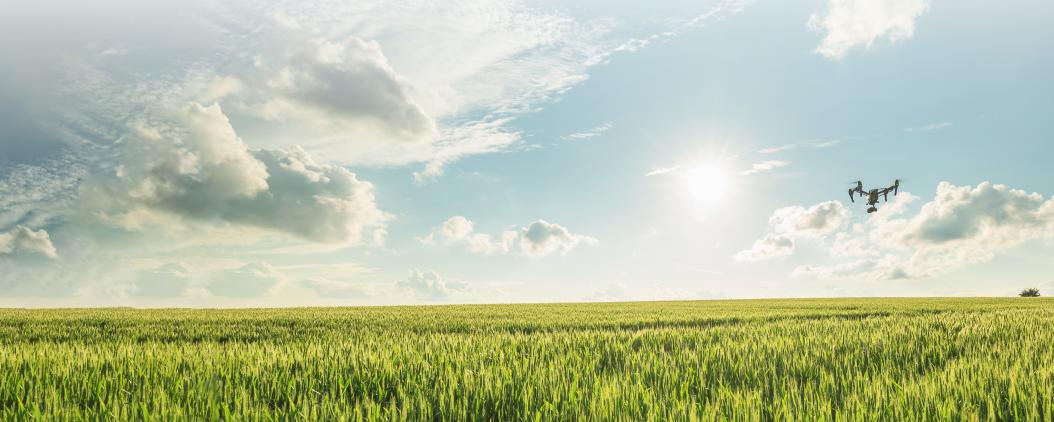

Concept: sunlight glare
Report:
left=679, top=162, right=730, bottom=203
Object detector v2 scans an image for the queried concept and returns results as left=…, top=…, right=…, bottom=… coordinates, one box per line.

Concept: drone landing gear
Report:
left=867, top=206, right=878, bottom=214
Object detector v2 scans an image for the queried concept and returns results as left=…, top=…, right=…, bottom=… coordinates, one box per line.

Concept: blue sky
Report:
left=1, top=0, right=1052, bottom=306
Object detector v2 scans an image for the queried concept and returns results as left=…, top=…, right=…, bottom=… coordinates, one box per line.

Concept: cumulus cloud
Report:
left=739, top=160, right=790, bottom=176
left=238, top=37, right=437, bottom=144
left=424, top=217, right=595, bottom=257
left=518, top=220, right=593, bottom=256
left=770, top=201, right=850, bottom=238
left=440, top=216, right=475, bottom=241
left=0, top=226, right=58, bottom=259
left=734, top=234, right=794, bottom=262
left=396, top=270, right=467, bottom=300
left=792, top=182, right=1054, bottom=280
left=736, top=201, right=849, bottom=262
left=207, top=262, right=283, bottom=297
left=808, top=0, right=930, bottom=59
left=93, top=103, right=389, bottom=243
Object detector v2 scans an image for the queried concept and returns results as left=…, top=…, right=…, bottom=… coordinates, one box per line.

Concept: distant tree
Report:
left=1019, top=288, right=1041, bottom=297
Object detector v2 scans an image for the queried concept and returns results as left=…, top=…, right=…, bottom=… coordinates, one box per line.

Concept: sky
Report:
left=1, top=0, right=1052, bottom=307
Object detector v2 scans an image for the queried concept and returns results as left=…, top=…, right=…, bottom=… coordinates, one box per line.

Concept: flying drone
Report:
left=848, top=180, right=900, bottom=213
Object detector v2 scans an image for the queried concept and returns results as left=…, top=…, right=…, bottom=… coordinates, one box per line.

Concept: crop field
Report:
left=1, top=298, right=1052, bottom=420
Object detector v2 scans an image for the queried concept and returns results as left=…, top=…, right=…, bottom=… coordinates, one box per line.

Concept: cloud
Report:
left=423, top=217, right=594, bottom=257
left=207, top=262, right=283, bottom=297
left=808, top=0, right=931, bottom=59
left=734, top=234, right=794, bottom=262
left=904, top=121, right=952, bottom=132
left=770, top=201, right=850, bottom=238
left=518, top=220, right=592, bottom=257
left=561, top=122, right=613, bottom=141
left=396, top=269, right=467, bottom=300
left=757, top=140, right=841, bottom=154
left=299, top=279, right=368, bottom=299
left=644, top=165, right=681, bottom=177
left=0, top=153, right=87, bottom=229
left=440, top=216, right=475, bottom=240
left=34, top=0, right=758, bottom=183
left=92, top=103, right=389, bottom=243
left=237, top=37, right=438, bottom=144
left=132, top=263, right=193, bottom=297
left=465, top=232, right=520, bottom=255
left=0, top=0, right=756, bottom=302
left=793, top=258, right=908, bottom=281
left=740, top=160, right=790, bottom=176
left=736, top=201, right=849, bottom=262
left=0, top=226, right=58, bottom=259
left=793, top=182, right=1054, bottom=280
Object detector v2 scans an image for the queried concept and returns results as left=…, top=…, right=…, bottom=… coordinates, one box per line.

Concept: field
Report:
left=1, top=298, right=1052, bottom=420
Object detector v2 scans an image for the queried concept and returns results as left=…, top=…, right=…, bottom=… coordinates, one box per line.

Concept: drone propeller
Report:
left=891, top=178, right=908, bottom=195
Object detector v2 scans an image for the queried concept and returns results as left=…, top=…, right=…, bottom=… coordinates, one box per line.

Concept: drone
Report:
left=848, top=180, right=900, bottom=213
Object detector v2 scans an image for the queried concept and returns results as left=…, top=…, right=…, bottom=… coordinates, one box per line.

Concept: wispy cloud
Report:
left=904, top=121, right=952, bottom=132
left=561, top=122, right=613, bottom=141
left=758, top=140, right=841, bottom=154
left=740, top=160, right=790, bottom=176
left=644, top=165, right=681, bottom=177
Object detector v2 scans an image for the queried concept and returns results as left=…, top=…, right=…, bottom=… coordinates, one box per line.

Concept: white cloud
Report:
left=740, top=160, right=790, bottom=176
left=793, top=258, right=908, bottom=281
left=299, top=278, right=369, bottom=299
left=757, top=140, right=841, bottom=154
left=770, top=201, right=850, bottom=238
left=465, top=232, right=520, bottom=255
left=37, top=0, right=756, bottom=181
left=207, top=262, right=283, bottom=297
left=644, top=165, right=681, bottom=177
left=561, top=122, right=613, bottom=141
left=518, top=220, right=592, bottom=257
left=793, top=182, right=1054, bottom=280
left=0, top=226, right=58, bottom=259
left=0, top=0, right=756, bottom=302
left=234, top=37, right=438, bottom=145
left=91, top=103, right=390, bottom=244
left=440, top=216, right=475, bottom=241
left=396, top=269, right=467, bottom=300
left=424, top=217, right=594, bottom=257
left=132, top=263, right=193, bottom=297
left=0, top=153, right=87, bottom=229
left=904, top=121, right=952, bottom=132
left=734, top=234, right=794, bottom=262
left=736, top=201, right=849, bottom=262
left=808, top=0, right=931, bottom=59
left=192, top=0, right=623, bottom=170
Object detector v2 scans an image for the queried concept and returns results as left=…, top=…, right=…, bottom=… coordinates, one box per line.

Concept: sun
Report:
left=679, top=162, right=730, bottom=203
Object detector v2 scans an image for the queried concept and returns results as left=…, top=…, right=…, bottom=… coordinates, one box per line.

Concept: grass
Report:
left=1, top=298, right=1052, bottom=420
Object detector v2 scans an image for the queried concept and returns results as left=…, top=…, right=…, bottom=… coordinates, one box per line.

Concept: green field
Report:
left=1, top=298, right=1052, bottom=420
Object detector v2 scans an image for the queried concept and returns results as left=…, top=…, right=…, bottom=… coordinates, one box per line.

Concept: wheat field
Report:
left=1, top=298, right=1051, bottom=420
